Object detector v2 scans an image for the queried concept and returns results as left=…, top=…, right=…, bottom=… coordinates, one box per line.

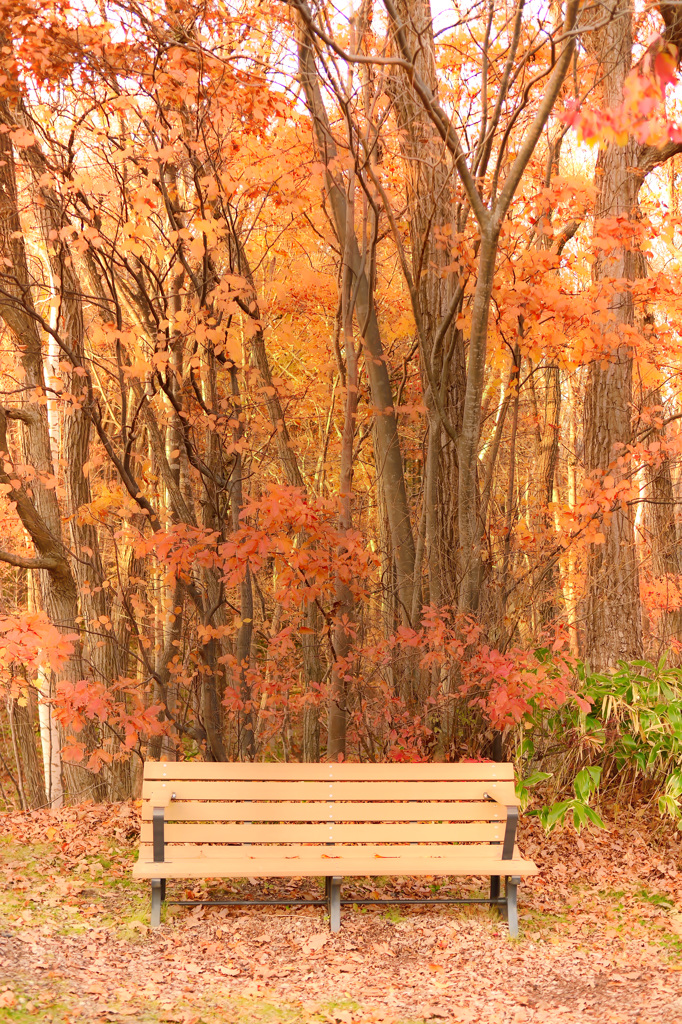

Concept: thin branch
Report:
left=493, top=1, right=580, bottom=221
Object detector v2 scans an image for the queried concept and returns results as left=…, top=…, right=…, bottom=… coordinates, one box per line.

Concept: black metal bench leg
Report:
left=328, top=876, right=342, bottom=933
left=506, top=875, right=520, bottom=938
left=490, top=875, right=500, bottom=904
left=151, top=878, right=163, bottom=928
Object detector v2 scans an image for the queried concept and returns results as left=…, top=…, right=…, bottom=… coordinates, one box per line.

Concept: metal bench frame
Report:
left=148, top=791, right=522, bottom=935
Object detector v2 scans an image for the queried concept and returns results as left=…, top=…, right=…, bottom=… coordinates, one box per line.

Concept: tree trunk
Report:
left=229, top=366, right=255, bottom=762
left=583, top=7, right=643, bottom=668
left=327, top=247, right=359, bottom=760
left=302, top=598, right=322, bottom=762
left=380, top=0, right=579, bottom=616
left=643, top=388, right=682, bottom=649
left=297, top=20, right=416, bottom=620
left=0, top=91, right=104, bottom=800
left=8, top=692, right=47, bottom=810
left=389, top=0, right=466, bottom=608
left=457, top=229, right=501, bottom=613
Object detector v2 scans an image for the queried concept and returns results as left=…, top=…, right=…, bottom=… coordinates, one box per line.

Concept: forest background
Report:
left=1, top=0, right=682, bottom=826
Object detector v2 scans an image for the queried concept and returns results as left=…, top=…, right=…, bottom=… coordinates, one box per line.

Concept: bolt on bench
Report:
left=133, top=762, right=538, bottom=934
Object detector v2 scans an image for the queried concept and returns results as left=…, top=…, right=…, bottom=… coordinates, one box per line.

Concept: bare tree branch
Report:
left=0, top=550, right=60, bottom=570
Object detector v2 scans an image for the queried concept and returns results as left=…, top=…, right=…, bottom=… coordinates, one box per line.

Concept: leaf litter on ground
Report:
left=0, top=801, right=681, bottom=1023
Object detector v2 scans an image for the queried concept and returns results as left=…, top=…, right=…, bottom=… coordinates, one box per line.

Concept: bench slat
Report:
left=133, top=851, right=538, bottom=879
left=139, top=822, right=505, bottom=843
left=141, top=780, right=519, bottom=803
left=140, top=801, right=507, bottom=822
left=138, top=842, right=514, bottom=859
left=142, top=763, right=514, bottom=781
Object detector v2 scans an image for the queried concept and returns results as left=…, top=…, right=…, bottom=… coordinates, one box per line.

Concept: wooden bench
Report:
left=133, top=762, right=538, bottom=935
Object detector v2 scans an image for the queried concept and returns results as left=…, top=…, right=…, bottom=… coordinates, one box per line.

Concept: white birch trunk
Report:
left=37, top=667, right=63, bottom=808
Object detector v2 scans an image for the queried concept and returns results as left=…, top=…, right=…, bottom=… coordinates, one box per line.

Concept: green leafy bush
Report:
left=516, top=657, right=682, bottom=829
left=516, top=766, right=604, bottom=832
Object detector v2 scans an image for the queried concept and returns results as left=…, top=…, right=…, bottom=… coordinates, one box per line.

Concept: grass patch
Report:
left=382, top=906, right=403, bottom=924
left=634, top=887, right=675, bottom=908
left=0, top=984, right=429, bottom=1024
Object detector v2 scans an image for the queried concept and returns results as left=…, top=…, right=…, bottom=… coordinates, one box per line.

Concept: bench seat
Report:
left=133, top=846, right=537, bottom=878
left=134, top=761, right=538, bottom=933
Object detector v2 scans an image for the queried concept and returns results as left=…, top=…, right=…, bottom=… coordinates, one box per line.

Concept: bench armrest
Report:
left=148, top=786, right=176, bottom=864
left=484, top=792, right=518, bottom=861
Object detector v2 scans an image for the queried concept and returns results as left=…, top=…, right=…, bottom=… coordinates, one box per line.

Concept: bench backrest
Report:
left=139, top=762, right=519, bottom=857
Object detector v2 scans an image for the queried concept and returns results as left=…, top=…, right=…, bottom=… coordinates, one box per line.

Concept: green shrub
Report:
left=516, top=657, right=682, bottom=829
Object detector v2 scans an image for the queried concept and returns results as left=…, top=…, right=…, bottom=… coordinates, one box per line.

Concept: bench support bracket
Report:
left=151, top=806, right=166, bottom=927
left=151, top=878, right=163, bottom=928
left=328, top=876, right=342, bottom=933
left=506, top=875, right=520, bottom=938
left=484, top=798, right=518, bottom=921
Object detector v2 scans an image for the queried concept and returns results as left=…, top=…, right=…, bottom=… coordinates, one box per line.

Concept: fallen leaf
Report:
left=302, top=932, right=329, bottom=954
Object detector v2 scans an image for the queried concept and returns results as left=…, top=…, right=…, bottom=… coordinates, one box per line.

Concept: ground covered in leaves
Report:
left=0, top=802, right=681, bottom=1023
